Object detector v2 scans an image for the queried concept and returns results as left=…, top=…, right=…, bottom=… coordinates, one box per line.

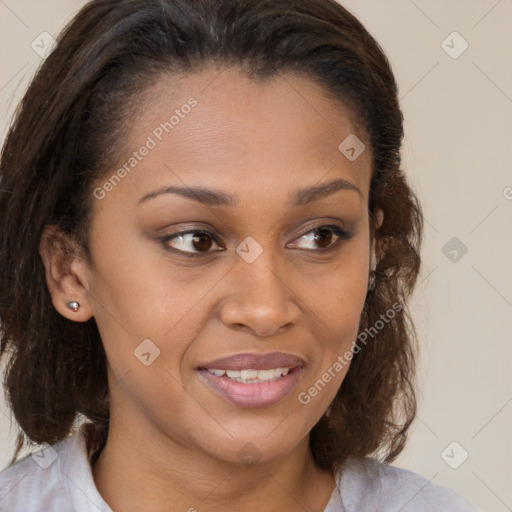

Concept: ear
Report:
left=38, top=224, right=94, bottom=322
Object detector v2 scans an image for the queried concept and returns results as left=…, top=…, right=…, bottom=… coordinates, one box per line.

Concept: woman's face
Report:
left=79, top=67, right=375, bottom=465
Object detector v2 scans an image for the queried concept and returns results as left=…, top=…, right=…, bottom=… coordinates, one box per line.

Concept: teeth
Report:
left=206, top=367, right=291, bottom=382
left=240, top=369, right=258, bottom=380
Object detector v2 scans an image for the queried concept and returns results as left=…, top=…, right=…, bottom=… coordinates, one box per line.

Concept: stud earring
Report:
left=368, top=271, right=376, bottom=291
left=67, top=301, right=80, bottom=312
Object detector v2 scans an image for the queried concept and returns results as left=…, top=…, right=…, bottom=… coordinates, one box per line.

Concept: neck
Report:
left=91, top=411, right=336, bottom=512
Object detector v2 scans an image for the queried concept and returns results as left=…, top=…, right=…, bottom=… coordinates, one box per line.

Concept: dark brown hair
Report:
left=0, top=0, right=423, bottom=474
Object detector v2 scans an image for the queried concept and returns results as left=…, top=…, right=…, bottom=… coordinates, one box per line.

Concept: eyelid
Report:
left=293, top=222, right=346, bottom=240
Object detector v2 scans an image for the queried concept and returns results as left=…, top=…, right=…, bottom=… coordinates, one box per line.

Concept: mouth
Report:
left=196, top=365, right=304, bottom=408
left=195, top=351, right=306, bottom=408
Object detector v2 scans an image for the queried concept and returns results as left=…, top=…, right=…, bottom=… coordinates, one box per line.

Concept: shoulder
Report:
left=333, top=456, right=477, bottom=512
left=0, top=437, right=68, bottom=511
left=0, top=430, right=111, bottom=512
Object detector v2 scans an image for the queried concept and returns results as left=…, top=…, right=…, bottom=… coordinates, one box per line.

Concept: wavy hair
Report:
left=0, top=0, right=423, bottom=473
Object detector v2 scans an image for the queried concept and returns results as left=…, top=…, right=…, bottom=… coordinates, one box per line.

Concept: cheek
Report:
left=87, top=219, right=208, bottom=336
left=293, top=253, right=369, bottom=413
left=86, top=237, right=235, bottom=395
left=295, top=239, right=370, bottom=339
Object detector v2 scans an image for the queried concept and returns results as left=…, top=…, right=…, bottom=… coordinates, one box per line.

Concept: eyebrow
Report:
left=137, top=178, right=363, bottom=207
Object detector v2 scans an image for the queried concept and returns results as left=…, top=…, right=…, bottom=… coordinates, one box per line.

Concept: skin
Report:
left=39, top=66, right=382, bottom=512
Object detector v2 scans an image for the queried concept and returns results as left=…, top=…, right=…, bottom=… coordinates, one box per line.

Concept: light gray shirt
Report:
left=0, top=429, right=477, bottom=511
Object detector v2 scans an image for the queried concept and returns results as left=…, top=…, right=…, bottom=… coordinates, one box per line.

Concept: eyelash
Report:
left=159, top=224, right=352, bottom=258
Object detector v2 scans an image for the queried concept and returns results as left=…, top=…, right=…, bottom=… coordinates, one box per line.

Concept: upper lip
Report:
left=197, top=352, right=306, bottom=371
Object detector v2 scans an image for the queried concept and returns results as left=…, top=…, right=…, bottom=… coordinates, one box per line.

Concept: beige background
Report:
left=1, top=1, right=511, bottom=510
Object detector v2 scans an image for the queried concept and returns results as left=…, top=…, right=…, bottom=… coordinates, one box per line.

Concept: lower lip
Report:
left=196, top=367, right=304, bottom=408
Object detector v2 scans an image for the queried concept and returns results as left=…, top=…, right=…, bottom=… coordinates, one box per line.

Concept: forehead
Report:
left=106, top=66, right=372, bottom=205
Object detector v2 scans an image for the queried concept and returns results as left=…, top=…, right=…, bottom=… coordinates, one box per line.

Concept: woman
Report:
left=0, top=0, right=476, bottom=510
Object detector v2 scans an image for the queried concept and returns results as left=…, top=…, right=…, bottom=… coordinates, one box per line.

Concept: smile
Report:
left=197, top=366, right=303, bottom=408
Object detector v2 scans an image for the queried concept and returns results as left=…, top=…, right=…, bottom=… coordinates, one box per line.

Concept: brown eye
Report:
left=291, top=225, right=351, bottom=251
left=161, top=230, right=223, bottom=255
left=190, top=232, right=213, bottom=252
left=312, top=227, right=334, bottom=249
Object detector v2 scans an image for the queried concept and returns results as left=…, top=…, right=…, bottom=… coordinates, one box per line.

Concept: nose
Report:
left=219, top=248, right=301, bottom=337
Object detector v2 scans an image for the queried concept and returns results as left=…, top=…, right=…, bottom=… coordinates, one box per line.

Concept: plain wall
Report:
left=1, top=1, right=511, bottom=511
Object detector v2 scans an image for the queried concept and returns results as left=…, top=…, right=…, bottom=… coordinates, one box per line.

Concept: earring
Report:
left=368, top=250, right=377, bottom=291
left=323, top=402, right=333, bottom=419
left=368, top=271, right=376, bottom=291
left=67, top=301, right=80, bottom=312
